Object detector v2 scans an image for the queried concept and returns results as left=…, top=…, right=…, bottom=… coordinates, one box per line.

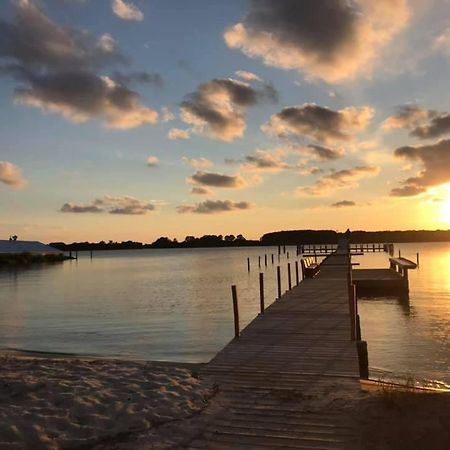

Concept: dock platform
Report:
left=191, top=242, right=362, bottom=449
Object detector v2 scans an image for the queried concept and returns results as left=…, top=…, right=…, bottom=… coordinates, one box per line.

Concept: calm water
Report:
left=0, top=244, right=449, bottom=386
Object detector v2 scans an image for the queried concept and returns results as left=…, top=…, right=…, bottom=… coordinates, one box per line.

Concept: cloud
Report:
left=223, top=0, right=409, bottom=83
left=168, top=128, right=191, bottom=140
left=182, top=157, right=213, bottom=169
left=177, top=200, right=253, bottom=214
left=112, top=71, right=164, bottom=88
left=296, top=165, right=379, bottom=196
left=180, top=78, right=277, bottom=141
left=0, top=1, right=158, bottom=130
left=307, top=144, right=345, bottom=161
left=262, top=103, right=374, bottom=144
left=112, top=0, right=144, bottom=21
left=161, top=107, right=175, bottom=122
left=239, top=148, right=291, bottom=172
left=0, top=0, right=125, bottom=71
left=188, top=171, right=247, bottom=188
left=147, top=156, right=159, bottom=167
left=383, top=105, right=450, bottom=140
left=61, top=195, right=156, bottom=214
left=15, top=71, right=158, bottom=129
left=190, top=186, right=213, bottom=195
left=433, top=26, right=450, bottom=55
left=0, top=161, right=27, bottom=189
left=331, top=200, right=356, bottom=208
left=60, top=203, right=103, bottom=213
left=390, top=139, right=450, bottom=196
left=235, top=70, right=262, bottom=82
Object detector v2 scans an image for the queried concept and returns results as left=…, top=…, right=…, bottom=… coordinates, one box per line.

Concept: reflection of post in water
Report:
left=397, top=291, right=411, bottom=316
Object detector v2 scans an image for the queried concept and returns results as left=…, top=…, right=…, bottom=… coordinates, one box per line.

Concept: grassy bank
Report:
left=0, top=252, right=70, bottom=267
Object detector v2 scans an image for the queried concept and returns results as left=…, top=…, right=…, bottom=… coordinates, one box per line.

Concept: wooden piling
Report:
left=295, top=260, right=299, bottom=285
left=287, top=251, right=289, bottom=259
left=283, top=245, right=286, bottom=254
left=357, top=340, right=369, bottom=379
left=258, top=256, right=261, bottom=267
left=416, top=252, right=420, bottom=267
left=75, top=251, right=78, bottom=260
left=69, top=250, right=72, bottom=258
left=90, top=250, right=93, bottom=259
left=264, top=254, right=267, bottom=267
left=259, top=273, right=265, bottom=314
left=287, top=263, right=292, bottom=290
left=271, top=254, right=274, bottom=264
left=398, top=249, right=401, bottom=258
left=247, top=257, right=250, bottom=272
left=277, top=266, right=281, bottom=299
left=231, top=285, right=239, bottom=338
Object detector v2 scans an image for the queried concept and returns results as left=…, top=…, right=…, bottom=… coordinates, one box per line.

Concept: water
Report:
left=0, top=243, right=449, bottom=386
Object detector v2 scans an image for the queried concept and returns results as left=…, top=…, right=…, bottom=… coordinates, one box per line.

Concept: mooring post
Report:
left=271, top=254, right=274, bottom=264
left=277, top=266, right=281, bottom=299
left=247, top=257, right=250, bottom=272
left=416, top=252, right=420, bottom=267
left=90, top=250, right=93, bottom=259
left=295, top=260, right=299, bottom=285
left=264, top=254, right=267, bottom=267
left=278, top=254, right=280, bottom=263
left=287, top=263, right=292, bottom=290
left=283, top=245, right=286, bottom=254
left=278, top=245, right=281, bottom=255
left=69, top=250, right=72, bottom=258
left=287, top=251, right=290, bottom=259
left=398, top=249, right=401, bottom=258
left=258, top=256, right=261, bottom=267
left=231, top=285, right=239, bottom=338
left=75, top=251, right=78, bottom=260
left=259, top=272, right=264, bottom=314
left=357, top=340, right=369, bottom=379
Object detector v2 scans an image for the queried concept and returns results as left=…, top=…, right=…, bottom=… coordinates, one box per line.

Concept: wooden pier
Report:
left=191, top=241, right=363, bottom=449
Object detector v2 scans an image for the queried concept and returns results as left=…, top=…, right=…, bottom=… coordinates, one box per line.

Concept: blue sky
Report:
left=2, top=0, right=450, bottom=242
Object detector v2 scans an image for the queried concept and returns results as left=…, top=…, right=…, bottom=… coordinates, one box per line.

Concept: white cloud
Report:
left=0, top=161, right=27, bottom=189
left=111, top=0, right=144, bottom=21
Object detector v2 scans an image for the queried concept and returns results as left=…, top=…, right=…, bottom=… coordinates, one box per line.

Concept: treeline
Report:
left=50, top=234, right=259, bottom=251
left=260, top=229, right=450, bottom=245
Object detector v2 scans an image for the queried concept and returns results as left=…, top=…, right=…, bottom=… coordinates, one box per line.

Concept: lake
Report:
left=0, top=243, right=448, bottom=387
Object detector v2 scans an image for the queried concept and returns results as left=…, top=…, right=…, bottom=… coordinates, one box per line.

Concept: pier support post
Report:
left=295, top=261, right=299, bottom=285
left=259, top=273, right=264, bottom=314
left=416, top=252, right=420, bottom=267
left=247, top=257, right=250, bottom=272
left=287, top=263, right=292, bottom=290
left=271, top=254, right=274, bottom=264
left=90, top=250, right=93, bottom=259
left=357, top=340, right=369, bottom=379
left=258, top=256, right=261, bottom=268
left=277, top=266, right=281, bottom=299
left=231, top=285, right=240, bottom=338
left=264, top=254, right=267, bottom=267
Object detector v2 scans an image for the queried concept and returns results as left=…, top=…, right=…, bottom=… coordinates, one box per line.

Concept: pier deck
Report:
left=191, top=245, right=361, bottom=449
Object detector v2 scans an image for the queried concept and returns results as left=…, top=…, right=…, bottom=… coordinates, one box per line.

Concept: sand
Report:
left=0, top=353, right=214, bottom=449
left=1, top=353, right=449, bottom=449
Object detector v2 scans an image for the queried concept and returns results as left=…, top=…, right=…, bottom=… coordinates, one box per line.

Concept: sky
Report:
left=2, top=0, right=450, bottom=243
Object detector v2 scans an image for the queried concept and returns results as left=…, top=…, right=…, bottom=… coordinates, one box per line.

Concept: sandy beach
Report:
left=0, top=353, right=215, bottom=449
left=1, top=352, right=449, bottom=450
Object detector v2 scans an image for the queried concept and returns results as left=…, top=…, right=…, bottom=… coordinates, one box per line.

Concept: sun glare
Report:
left=441, top=198, right=450, bottom=223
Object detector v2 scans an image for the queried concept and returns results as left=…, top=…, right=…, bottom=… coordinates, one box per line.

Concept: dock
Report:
left=191, top=241, right=363, bottom=449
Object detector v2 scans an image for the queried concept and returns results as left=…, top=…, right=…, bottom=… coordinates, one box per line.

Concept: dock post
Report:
left=259, top=273, right=264, bottom=314
left=295, top=260, right=299, bottom=285
left=287, top=251, right=289, bottom=259
left=75, top=251, right=78, bottom=260
left=357, top=340, right=369, bottom=379
left=231, top=285, right=240, bottom=338
left=271, top=254, right=274, bottom=264
left=278, top=254, right=280, bottom=263
left=258, top=256, right=261, bottom=268
left=69, top=250, right=72, bottom=258
left=277, top=266, right=281, bottom=299
left=90, top=250, right=93, bottom=259
left=348, top=284, right=357, bottom=341
left=283, top=245, right=286, bottom=254
left=247, top=257, right=250, bottom=272
left=416, top=252, right=420, bottom=267
left=398, top=249, right=401, bottom=258
left=264, top=254, right=267, bottom=267
left=278, top=245, right=281, bottom=255
left=287, top=263, right=292, bottom=290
